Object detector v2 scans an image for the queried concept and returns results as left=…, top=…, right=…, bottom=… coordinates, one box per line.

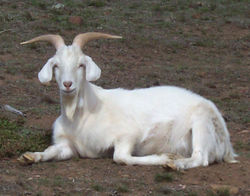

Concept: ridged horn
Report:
left=73, top=32, right=122, bottom=48
left=20, top=34, right=65, bottom=50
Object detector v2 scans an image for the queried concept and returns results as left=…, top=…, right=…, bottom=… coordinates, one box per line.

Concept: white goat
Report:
left=18, top=32, right=237, bottom=169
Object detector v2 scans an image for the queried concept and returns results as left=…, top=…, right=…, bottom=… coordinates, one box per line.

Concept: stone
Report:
left=52, top=3, right=64, bottom=9
left=69, top=16, right=83, bottom=25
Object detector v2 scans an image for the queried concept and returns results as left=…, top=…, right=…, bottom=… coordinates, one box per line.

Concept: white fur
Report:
left=21, top=43, right=237, bottom=169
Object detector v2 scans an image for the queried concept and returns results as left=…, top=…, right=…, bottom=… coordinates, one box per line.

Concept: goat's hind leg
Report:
left=173, top=118, right=216, bottom=170
left=113, top=140, right=175, bottom=165
left=18, top=142, right=74, bottom=164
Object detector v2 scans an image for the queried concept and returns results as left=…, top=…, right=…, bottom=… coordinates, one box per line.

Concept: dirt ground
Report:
left=0, top=1, right=249, bottom=195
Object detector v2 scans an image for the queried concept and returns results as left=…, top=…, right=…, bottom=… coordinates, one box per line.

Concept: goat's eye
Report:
left=79, top=64, right=84, bottom=68
left=54, top=64, right=58, bottom=68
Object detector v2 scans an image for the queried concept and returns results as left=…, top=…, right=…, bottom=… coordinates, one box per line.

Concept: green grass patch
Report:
left=87, top=0, right=106, bottom=8
left=53, top=176, right=65, bottom=187
left=117, top=184, right=129, bottom=193
left=234, top=141, right=250, bottom=151
left=0, top=118, right=51, bottom=158
left=207, top=188, right=231, bottom=196
left=193, top=38, right=214, bottom=47
left=30, top=0, right=47, bottom=9
left=92, top=184, right=104, bottom=192
left=154, top=172, right=174, bottom=183
left=188, top=192, right=198, bottom=196
left=37, top=178, right=50, bottom=186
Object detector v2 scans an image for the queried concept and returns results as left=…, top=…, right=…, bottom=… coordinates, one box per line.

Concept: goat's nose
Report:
left=63, top=81, right=72, bottom=88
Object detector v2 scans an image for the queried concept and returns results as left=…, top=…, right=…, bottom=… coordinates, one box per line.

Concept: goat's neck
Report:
left=60, top=81, right=99, bottom=120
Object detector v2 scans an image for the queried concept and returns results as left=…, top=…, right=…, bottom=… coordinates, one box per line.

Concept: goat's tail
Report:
left=222, top=130, right=238, bottom=164
left=211, top=102, right=238, bottom=163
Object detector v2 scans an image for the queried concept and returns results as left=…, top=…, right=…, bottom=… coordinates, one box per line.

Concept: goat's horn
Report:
left=20, top=34, right=65, bottom=50
left=73, top=32, right=122, bottom=48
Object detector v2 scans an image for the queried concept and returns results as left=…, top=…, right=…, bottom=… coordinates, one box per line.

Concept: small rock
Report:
left=24, top=191, right=32, bottom=195
left=52, top=3, right=64, bottom=9
left=190, top=180, right=200, bottom=185
left=69, top=16, right=83, bottom=25
left=0, top=62, right=6, bottom=66
left=177, top=184, right=186, bottom=190
left=207, top=84, right=217, bottom=89
left=192, top=13, right=201, bottom=19
left=74, top=187, right=83, bottom=192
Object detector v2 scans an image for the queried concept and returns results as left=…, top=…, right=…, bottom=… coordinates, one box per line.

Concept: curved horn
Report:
left=20, top=34, right=65, bottom=50
left=73, top=32, right=122, bottom=48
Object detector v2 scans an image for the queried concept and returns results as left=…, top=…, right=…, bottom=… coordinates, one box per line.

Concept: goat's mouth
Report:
left=62, top=88, right=76, bottom=95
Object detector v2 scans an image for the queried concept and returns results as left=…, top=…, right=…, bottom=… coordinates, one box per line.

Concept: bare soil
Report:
left=0, top=1, right=249, bottom=195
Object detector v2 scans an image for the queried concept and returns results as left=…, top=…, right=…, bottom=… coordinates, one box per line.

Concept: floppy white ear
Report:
left=83, top=56, right=101, bottom=81
left=38, top=58, right=55, bottom=85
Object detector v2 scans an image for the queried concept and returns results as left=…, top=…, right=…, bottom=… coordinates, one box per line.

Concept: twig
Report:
left=3, top=104, right=25, bottom=116
left=0, top=29, right=12, bottom=35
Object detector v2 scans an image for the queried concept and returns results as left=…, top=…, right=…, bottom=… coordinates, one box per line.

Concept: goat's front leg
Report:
left=18, top=142, right=74, bottom=164
left=113, top=140, right=172, bottom=166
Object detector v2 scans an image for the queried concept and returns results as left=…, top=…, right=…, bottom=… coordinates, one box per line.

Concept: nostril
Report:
left=63, top=81, right=72, bottom=88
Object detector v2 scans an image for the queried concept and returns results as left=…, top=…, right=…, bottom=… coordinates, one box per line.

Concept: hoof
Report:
left=163, top=153, right=185, bottom=171
left=17, top=152, right=35, bottom=165
left=163, top=161, right=177, bottom=170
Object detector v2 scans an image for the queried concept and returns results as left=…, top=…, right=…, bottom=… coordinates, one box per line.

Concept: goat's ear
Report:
left=83, top=56, right=101, bottom=81
left=38, top=58, right=54, bottom=85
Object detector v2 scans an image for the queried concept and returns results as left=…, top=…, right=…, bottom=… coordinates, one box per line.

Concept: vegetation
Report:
left=0, top=118, right=51, bottom=158
left=155, top=172, right=174, bottom=182
left=207, top=188, right=231, bottom=196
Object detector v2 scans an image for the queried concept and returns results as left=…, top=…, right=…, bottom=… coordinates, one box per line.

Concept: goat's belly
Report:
left=133, top=124, right=192, bottom=157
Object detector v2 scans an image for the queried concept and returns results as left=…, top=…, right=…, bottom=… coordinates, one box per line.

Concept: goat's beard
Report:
left=61, top=91, right=78, bottom=121
left=65, top=102, right=77, bottom=121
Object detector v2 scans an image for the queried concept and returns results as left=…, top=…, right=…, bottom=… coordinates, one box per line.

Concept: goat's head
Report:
left=21, top=32, right=122, bottom=96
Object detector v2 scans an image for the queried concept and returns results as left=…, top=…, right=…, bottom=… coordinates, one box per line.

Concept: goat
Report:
left=18, top=32, right=237, bottom=169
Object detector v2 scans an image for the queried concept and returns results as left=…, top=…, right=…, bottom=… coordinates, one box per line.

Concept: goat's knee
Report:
left=54, top=145, right=74, bottom=161
left=113, top=152, right=133, bottom=165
